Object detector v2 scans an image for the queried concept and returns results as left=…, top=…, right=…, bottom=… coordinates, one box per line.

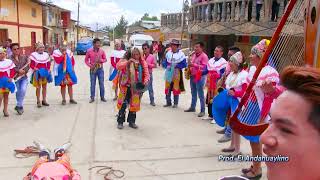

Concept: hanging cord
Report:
left=14, top=146, right=40, bottom=159
left=89, top=166, right=125, bottom=180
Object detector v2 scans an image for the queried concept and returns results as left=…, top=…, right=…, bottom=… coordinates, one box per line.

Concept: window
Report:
left=32, top=8, right=36, bottom=17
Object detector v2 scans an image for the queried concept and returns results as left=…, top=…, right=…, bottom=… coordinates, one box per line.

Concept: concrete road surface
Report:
left=0, top=46, right=267, bottom=179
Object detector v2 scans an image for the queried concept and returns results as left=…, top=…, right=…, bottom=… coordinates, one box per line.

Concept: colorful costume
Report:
left=239, top=39, right=280, bottom=143
left=0, top=59, right=16, bottom=94
left=29, top=52, right=52, bottom=87
left=205, top=57, right=228, bottom=117
left=109, top=49, right=126, bottom=89
left=25, top=154, right=80, bottom=180
left=52, top=49, right=77, bottom=87
left=162, top=50, right=187, bottom=106
left=116, top=58, right=149, bottom=124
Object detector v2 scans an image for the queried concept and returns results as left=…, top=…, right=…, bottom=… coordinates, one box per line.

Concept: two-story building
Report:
left=42, top=2, right=71, bottom=53
left=0, top=0, right=44, bottom=54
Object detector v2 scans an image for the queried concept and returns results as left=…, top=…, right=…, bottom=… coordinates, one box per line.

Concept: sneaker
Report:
left=117, top=123, right=124, bottom=129
left=163, top=104, right=172, bottom=107
left=70, top=99, right=77, bottom=104
left=184, top=108, right=196, bottom=112
left=101, top=98, right=107, bottom=102
left=150, top=102, right=156, bottom=106
left=210, top=120, right=216, bottom=124
left=218, top=135, right=231, bottom=143
left=198, top=112, right=205, bottom=117
left=89, top=99, right=95, bottom=103
left=62, top=100, right=67, bottom=105
left=54, top=142, right=72, bottom=154
left=216, top=129, right=225, bottom=134
left=17, top=107, right=24, bottom=115
left=202, top=117, right=213, bottom=121
left=129, top=123, right=138, bottom=129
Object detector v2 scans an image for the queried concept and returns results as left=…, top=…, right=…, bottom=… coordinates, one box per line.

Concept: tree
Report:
left=141, top=13, right=159, bottom=21
left=114, top=15, right=128, bottom=39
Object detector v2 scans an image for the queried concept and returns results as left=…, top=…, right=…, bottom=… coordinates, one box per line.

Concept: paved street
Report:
left=0, top=46, right=267, bottom=180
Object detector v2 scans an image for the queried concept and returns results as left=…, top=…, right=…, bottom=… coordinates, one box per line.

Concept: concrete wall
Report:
left=18, top=0, right=43, bottom=27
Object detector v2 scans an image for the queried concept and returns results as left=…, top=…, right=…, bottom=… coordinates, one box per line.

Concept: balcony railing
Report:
left=189, top=0, right=288, bottom=23
left=161, top=13, right=187, bottom=28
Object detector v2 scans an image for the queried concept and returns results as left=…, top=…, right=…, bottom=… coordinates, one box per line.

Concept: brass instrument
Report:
left=184, top=51, right=195, bottom=80
left=216, top=70, right=227, bottom=93
left=14, top=60, right=30, bottom=82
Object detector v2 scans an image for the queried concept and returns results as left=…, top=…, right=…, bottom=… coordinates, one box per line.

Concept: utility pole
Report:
left=76, top=1, right=80, bottom=43
left=96, top=23, right=99, bottom=38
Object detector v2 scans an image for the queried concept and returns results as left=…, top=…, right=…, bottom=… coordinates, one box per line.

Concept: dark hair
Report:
left=7, top=39, right=12, bottom=43
left=10, top=43, right=19, bottom=49
left=124, top=48, right=132, bottom=60
left=281, top=66, right=320, bottom=132
left=216, top=45, right=224, bottom=52
left=228, top=46, right=241, bottom=53
left=142, top=42, right=150, bottom=49
left=93, top=38, right=101, bottom=44
left=195, top=42, right=205, bottom=48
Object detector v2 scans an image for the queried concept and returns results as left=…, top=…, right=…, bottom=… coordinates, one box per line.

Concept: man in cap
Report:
left=162, top=39, right=187, bottom=108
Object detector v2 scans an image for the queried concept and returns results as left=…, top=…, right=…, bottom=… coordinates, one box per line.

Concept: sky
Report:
left=43, top=0, right=185, bottom=29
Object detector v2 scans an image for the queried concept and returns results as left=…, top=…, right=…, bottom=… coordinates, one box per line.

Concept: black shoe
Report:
left=129, top=123, right=138, bottom=129
left=117, top=123, right=124, bottom=129
left=184, top=108, right=195, bottom=112
left=62, top=100, right=67, bottom=105
left=89, top=99, right=95, bottom=103
left=150, top=102, right=156, bottom=106
left=172, top=104, right=178, bottom=108
left=163, top=104, right=172, bottom=107
left=42, top=101, right=50, bottom=106
left=70, top=99, right=77, bottom=104
left=101, top=98, right=107, bottom=102
left=17, top=107, right=24, bottom=115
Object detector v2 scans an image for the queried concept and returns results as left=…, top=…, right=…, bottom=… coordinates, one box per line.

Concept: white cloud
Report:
left=44, top=0, right=142, bottom=29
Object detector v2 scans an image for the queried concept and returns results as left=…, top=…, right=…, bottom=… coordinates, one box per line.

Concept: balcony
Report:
left=161, top=0, right=304, bottom=37
left=161, top=13, right=188, bottom=33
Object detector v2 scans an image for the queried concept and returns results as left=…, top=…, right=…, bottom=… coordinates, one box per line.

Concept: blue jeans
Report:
left=148, top=73, right=154, bottom=103
left=15, top=76, right=28, bottom=107
left=90, top=68, right=105, bottom=99
left=190, top=76, right=206, bottom=112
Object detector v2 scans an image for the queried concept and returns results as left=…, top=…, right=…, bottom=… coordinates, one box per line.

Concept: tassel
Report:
left=63, top=54, right=67, bottom=73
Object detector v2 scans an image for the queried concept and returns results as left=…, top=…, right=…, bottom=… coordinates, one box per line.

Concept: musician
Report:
left=109, top=41, right=126, bottom=101
left=261, top=66, right=320, bottom=180
left=162, top=39, right=187, bottom=108
left=142, top=42, right=157, bottom=106
left=203, top=46, right=227, bottom=123
left=0, top=47, right=16, bottom=117
left=29, top=43, right=52, bottom=108
left=116, top=48, right=149, bottom=129
left=240, top=39, right=279, bottom=179
left=10, top=43, right=30, bottom=115
left=212, top=52, right=248, bottom=155
left=52, top=43, right=78, bottom=105
left=184, top=42, right=208, bottom=117
left=85, top=38, right=107, bottom=103
left=215, top=46, right=241, bottom=144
